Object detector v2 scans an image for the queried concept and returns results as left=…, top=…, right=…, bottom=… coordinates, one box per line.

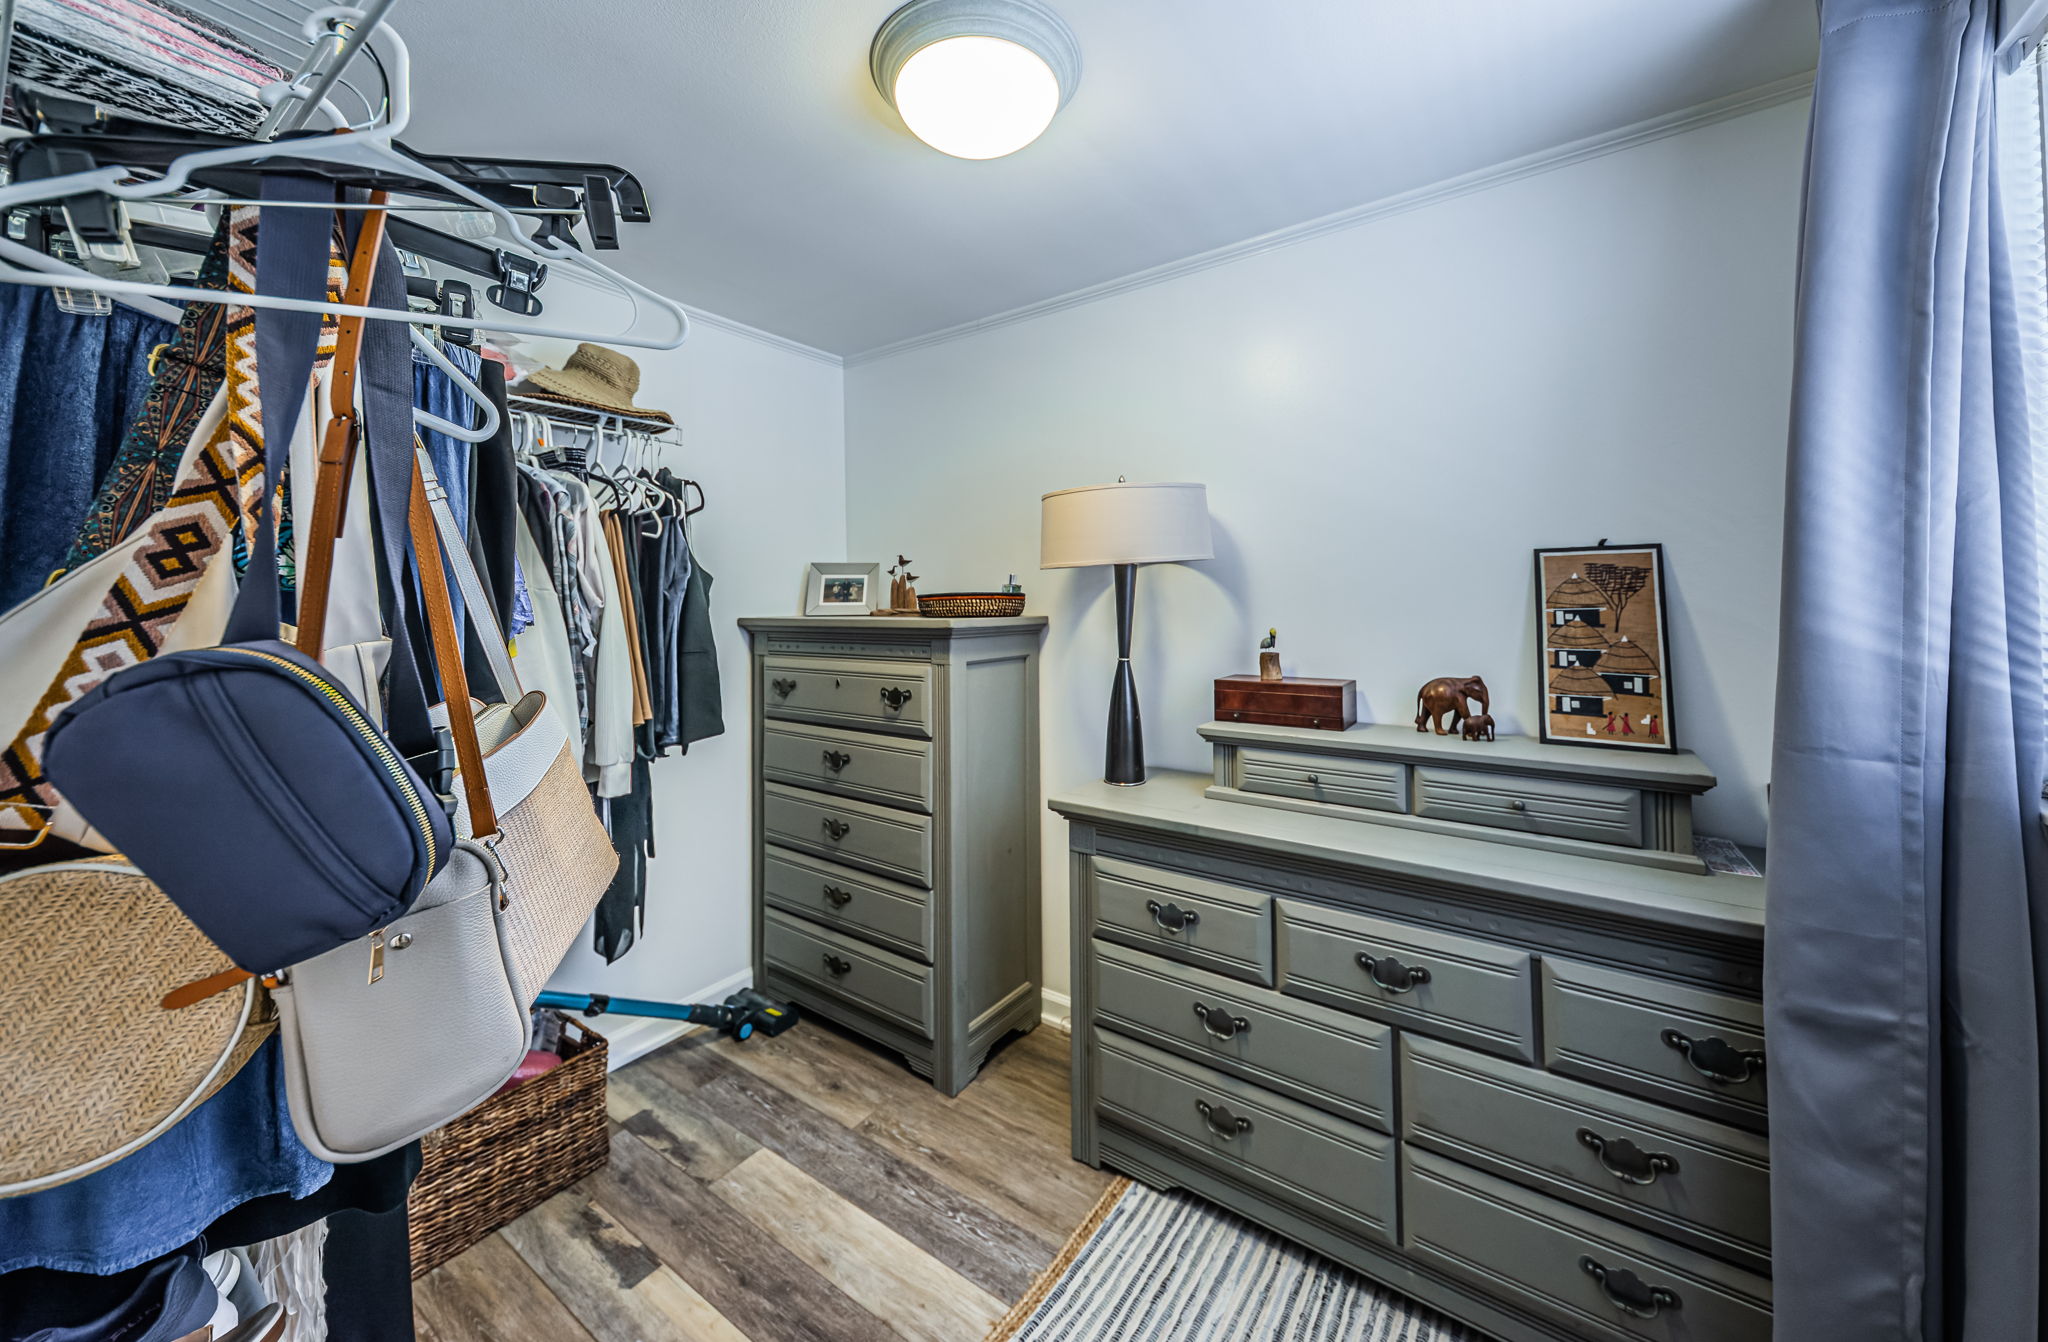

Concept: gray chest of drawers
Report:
left=742, top=616, right=1046, bottom=1095
left=1052, top=730, right=1769, bottom=1342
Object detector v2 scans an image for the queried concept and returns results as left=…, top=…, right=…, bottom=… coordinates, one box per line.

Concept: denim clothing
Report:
left=0, top=1038, right=330, bottom=1275
left=414, top=341, right=482, bottom=637
left=0, top=288, right=178, bottom=611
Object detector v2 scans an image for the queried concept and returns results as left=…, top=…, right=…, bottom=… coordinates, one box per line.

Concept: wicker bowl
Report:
left=918, top=592, right=1026, bottom=618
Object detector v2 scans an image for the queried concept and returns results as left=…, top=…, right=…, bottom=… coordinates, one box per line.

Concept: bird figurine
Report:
left=1259, top=627, right=1282, bottom=681
left=875, top=555, right=920, bottom=615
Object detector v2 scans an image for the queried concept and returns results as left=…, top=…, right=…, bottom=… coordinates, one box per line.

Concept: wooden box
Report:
left=1214, top=675, right=1357, bottom=731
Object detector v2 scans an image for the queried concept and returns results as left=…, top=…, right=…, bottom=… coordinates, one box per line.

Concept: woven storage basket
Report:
left=917, top=592, right=1026, bottom=618
left=407, top=1014, right=609, bottom=1276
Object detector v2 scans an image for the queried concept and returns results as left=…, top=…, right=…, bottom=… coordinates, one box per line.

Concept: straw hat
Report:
left=515, top=343, right=673, bottom=424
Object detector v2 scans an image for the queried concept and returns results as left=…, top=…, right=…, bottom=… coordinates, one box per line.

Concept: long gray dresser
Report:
left=742, top=616, right=1046, bottom=1095
left=1051, top=725, right=1768, bottom=1342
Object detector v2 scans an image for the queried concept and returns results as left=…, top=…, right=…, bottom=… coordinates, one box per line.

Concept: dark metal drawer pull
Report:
left=822, top=818, right=852, bottom=841
left=1145, top=900, right=1200, bottom=934
left=1580, top=1257, right=1680, bottom=1320
left=771, top=677, right=798, bottom=698
left=1576, top=1129, right=1679, bottom=1186
left=822, top=953, right=853, bottom=977
left=823, top=885, right=855, bottom=908
left=1192, top=1002, right=1250, bottom=1040
left=823, top=750, right=852, bottom=772
left=879, top=686, right=914, bottom=711
left=1660, top=1029, right=1764, bottom=1085
left=1357, top=951, right=1432, bottom=993
left=1194, top=1099, right=1252, bottom=1140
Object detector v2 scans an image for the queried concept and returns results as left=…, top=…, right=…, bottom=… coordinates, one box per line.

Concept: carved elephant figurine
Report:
left=1460, top=713, right=1496, bottom=742
left=1414, top=675, right=1490, bottom=735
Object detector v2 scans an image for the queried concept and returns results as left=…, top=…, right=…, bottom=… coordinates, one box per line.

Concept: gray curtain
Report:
left=1769, top=1, right=2048, bottom=1338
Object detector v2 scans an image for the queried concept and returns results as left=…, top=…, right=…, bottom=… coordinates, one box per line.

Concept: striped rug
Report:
left=989, top=1180, right=1476, bottom=1342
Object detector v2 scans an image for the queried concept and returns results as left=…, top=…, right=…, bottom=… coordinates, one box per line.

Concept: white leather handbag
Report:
left=268, top=834, right=524, bottom=1162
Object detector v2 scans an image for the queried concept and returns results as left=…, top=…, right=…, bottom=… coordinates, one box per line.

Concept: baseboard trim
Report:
left=1042, top=987, right=1073, bottom=1034
left=549, top=967, right=756, bottom=1071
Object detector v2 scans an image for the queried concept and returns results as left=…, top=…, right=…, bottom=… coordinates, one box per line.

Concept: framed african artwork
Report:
left=1533, top=543, right=1675, bottom=752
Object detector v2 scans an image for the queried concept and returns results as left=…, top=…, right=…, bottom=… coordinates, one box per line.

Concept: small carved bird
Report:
left=1259, top=628, right=1277, bottom=649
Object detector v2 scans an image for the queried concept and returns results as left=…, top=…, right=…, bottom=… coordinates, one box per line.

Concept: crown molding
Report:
left=684, top=304, right=844, bottom=367
left=845, top=71, right=1816, bottom=368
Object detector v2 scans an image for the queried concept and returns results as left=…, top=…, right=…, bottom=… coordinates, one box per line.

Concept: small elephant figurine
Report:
left=1415, top=675, right=1490, bottom=735
left=1460, top=713, right=1496, bottom=742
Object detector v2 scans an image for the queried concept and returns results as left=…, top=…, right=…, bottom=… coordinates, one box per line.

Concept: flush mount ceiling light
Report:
left=871, top=0, right=1081, bottom=160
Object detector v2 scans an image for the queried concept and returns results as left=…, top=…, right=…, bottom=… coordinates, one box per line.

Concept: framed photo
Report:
left=804, top=562, right=881, bottom=616
left=1533, top=543, right=1674, bottom=752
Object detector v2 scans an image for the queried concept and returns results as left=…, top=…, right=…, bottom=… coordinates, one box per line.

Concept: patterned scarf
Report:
left=0, top=208, right=345, bottom=818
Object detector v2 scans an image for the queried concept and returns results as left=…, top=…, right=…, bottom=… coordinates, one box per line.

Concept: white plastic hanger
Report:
left=63, top=253, right=503, bottom=443
left=0, top=6, right=690, bottom=350
left=411, top=333, right=500, bottom=444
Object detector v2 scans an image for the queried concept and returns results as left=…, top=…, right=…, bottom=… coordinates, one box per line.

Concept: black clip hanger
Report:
left=489, top=251, right=546, bottom=317
left=386, top=216, right=549, bottom=318
left=582, top=175, right=620, bottom=250
left=438, top=280, right=475, bottom=345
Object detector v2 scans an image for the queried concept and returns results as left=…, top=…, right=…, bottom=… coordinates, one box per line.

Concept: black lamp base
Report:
left=1105, top=563, right=1145, bottom=785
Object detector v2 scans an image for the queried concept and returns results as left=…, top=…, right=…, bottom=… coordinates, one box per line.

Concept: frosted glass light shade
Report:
left=872, top=0, right=1081, bottom=160
left=892, top=37, right=1059, bottom=160
left=1041, top=482, right=1213, bottom=569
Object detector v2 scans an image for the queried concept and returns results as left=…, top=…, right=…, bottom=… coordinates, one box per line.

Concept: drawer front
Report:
left=1236, top=746, right=1407, bottom=814
left=1542, top=961, right=1767, bottom=1131
left=1414, top=766, right=1644, bottom=848
left=1402, top=1036, right=1770, bottom=1270
left=763, top=721, right=933, bottom=813
left=1096, top=1032, right=1396, bottom=1245
left=763, top=909, right=933, bottom=1038
left=762, top=845, right=931, bottom=961
left=762, top=784, right=933, bottom=888
left=1093, top=941, right=1393, bottom=1132
left=1092, top=858, right=1274, bottom=986
left=1405, top=1151, right=1772, bottom=1342
left=761, top=657, right=932, bottom=738
left=1276, top=900, right=1535, bottom=1062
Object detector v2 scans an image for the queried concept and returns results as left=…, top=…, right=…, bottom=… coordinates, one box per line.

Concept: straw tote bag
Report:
left=417, top=450, right=614, bottom=1007
left=0, top=858, right=270, bottom=1196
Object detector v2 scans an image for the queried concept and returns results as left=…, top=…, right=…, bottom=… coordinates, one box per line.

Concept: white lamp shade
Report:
left=1040, top=481, right=1213, bottom=569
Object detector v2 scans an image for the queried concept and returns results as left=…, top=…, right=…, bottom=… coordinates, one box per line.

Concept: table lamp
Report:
left=1041, top=481, right=1213, bottom=785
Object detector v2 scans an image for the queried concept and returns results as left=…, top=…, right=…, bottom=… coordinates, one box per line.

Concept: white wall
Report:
left=520, top=315, right=845, bottom=1045
left=846, top=100, right=1807, bottom=1002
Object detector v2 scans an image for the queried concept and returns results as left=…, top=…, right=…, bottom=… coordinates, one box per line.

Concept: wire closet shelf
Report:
left=0, top=0, right=398, bottom=138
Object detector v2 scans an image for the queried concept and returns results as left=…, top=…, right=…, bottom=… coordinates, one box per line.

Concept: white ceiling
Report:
left=395, top=1, right=1815, bottom=358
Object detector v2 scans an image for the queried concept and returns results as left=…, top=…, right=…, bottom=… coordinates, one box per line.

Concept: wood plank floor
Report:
left=415, top=1019, right=1111, bottom=1342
